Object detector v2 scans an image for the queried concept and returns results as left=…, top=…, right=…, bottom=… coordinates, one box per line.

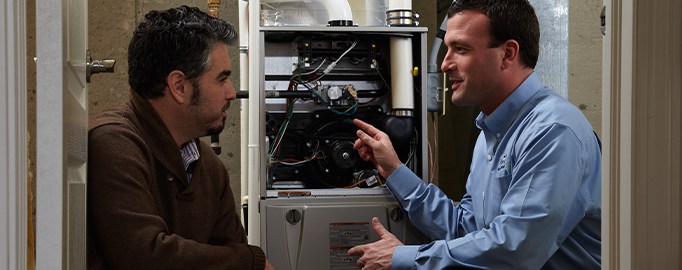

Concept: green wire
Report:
left=268, top=97, right=296, bottom=186
left=341, top=101, right=358, bottom=113
left=373, top=62, right=391, bottom=91
left=269, top=97, right=295, bottom=154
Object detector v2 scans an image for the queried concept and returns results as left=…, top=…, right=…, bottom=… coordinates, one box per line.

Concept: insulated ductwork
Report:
left=260, top=0, right=353, bottom=26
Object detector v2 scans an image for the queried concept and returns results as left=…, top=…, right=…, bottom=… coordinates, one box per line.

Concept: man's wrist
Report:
left=385, top=164, right=407, bottom=183
left=382, top=158, right=404, bottom=179
left=391, top=245, right=419, bottom=270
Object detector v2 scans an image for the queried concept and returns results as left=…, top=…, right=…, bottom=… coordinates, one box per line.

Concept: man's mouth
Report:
left=221, top=104, right=230, bottom=117
left=450, top=79, right=463, bottom=89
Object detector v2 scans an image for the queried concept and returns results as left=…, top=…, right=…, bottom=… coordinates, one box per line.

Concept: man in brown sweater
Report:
left=87, top=6, right=273, bottom=270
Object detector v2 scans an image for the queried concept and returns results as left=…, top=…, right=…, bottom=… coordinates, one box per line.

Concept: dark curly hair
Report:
left=448, top=0, right=539, bottom=69
left=128, top=5, right=238, bottom=99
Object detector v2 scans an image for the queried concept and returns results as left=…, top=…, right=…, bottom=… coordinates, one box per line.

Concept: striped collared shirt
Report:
left=180, top=140, right=200, bottom=183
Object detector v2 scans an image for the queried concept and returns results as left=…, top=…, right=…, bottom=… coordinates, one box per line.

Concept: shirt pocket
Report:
left=483, top=173, right=511, bottom=228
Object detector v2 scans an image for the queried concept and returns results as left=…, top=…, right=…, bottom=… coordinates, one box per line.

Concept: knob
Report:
left=286, top=209, right=301, bottom=225
left=86, top=50, right=116, bottom=83
left=389, top=207, right=404, bottom=222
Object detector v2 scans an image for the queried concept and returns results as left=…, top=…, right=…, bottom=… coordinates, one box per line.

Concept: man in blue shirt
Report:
left=347, top=0, right=601, bottom=269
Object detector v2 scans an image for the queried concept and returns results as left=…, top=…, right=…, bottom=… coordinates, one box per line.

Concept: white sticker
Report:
left=329, top=223, right=370, bottom=270
left=365, top=175, right=377, bottom=186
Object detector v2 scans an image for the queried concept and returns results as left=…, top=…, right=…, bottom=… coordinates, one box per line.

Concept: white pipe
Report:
left=260, top=0, right=352, bottom=22
left=388, top=0, right=414, bottom=110
left=388, top=0, right=411, bottom=10
left=390, top=37, right=414, bottom=110
left=314, top=0, right=352, bottom=21
left=247, top=0, right=261, bottom=246
left=238, top=0, right=249, bottom=229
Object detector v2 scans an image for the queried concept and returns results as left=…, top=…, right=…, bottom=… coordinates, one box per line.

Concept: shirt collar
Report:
left=128, top=89, right=193, bottom=186
left=180, top=140, right=200, bottom=172
left=476, top=72, right=543, bottom=136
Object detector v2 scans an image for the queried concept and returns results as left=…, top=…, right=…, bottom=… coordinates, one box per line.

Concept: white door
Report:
left=36, top=0, right=88, bottom=268
left=1, top=0, right=29, bottom=269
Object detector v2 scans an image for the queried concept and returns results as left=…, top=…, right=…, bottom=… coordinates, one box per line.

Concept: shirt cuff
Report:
left=386, top=164, right=423, bottom=201
left=392, top=245, right=419, bottom=270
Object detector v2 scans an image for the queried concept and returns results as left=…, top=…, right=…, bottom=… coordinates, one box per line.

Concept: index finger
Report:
left=347, top=244, right=366, bottom=256
left=353, top=119, right=383, bottom=138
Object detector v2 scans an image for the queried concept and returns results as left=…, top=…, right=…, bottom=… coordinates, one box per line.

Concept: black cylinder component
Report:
left=370, top=115, right=414, bottom=160
left=377, top=116, right=414, bottom=145
left=302, top=115, right=373, bottom=188
left=328, top=20, right=354, bottom=27
left=211, top=134, right=221, bottom=155
left=329, top=140, right=358, bottom=170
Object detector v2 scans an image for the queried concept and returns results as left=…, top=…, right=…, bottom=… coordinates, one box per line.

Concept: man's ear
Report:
left=501, top=39, right=520, bottom=70
left=166, top=70, right=188, bottom=104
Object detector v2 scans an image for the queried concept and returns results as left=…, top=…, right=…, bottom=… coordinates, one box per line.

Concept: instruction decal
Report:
left=329, top=222, right=370, bottom=270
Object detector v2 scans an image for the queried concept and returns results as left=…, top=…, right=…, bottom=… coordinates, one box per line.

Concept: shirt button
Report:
left=167, top=174, right=174, bottom=181
left=496, top=133, right=501, bottom=138
left=487, top=155, right=492, bottom=161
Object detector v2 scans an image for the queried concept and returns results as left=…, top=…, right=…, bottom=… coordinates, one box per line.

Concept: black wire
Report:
left=282, top=130, right=357, bottom=141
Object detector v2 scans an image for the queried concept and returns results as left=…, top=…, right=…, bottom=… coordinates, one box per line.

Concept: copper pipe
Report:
left=207, top=0, right=221, bottom=17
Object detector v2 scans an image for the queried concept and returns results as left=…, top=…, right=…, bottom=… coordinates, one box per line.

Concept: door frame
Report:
left=5, top=0, right=681, bottom=269
left=603, top=0, right=682, bottom=269
left=1, top=0, right=28, bottom=269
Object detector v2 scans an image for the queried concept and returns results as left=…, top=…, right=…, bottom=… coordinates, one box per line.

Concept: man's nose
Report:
left=225, top=80, right=236, bottom=100
left=441, top=59, right=452, bottom=73
left=441, top=52, right=454, bottom=72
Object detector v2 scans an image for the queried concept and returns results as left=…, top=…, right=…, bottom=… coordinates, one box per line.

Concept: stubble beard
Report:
left=205, top=117, right=226, bottom=136
left=189, top=82, right=227, bottom=137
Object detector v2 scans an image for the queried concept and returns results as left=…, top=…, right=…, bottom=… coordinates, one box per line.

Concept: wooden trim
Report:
left=631, top=0, right=681, bottom=268
left=620, top=0, right=635, bottom=266
left=603, top=0, right=623, bottom=268
left=606, top=0, right=682, bottom=268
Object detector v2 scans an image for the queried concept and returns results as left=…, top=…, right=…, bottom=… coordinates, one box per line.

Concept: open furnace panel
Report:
left=261, top=27, right=427, bottom=192
left=258, top=27, right=428, bottom=270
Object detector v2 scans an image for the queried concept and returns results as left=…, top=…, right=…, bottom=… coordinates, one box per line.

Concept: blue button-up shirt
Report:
left=388, top=72, right=601, bottom=269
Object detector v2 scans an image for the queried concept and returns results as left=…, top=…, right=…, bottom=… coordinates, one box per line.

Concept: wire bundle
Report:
left=267, top=36, right=396, bottom=187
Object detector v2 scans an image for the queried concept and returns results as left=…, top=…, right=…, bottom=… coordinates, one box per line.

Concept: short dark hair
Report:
left=448, top=0, right=539, bottom=69
left=128, top=5, right=238, bottom=99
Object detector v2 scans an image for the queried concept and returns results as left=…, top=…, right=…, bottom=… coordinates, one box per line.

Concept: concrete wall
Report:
left=568, top=1, right=603, bottom=137
left=87, top=0, right=244, bottom=208
left=26, top=0, right=602, bottom=221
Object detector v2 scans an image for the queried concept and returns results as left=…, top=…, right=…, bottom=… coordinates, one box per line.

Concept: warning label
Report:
left=329, top=223, right=370, bottom=270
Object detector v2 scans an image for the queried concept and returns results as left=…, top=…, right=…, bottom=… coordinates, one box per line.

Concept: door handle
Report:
left=86, top=50, right=116, bottom=83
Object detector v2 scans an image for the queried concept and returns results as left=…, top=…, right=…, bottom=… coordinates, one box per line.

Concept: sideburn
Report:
left=188, top=79, right=203, bottom=106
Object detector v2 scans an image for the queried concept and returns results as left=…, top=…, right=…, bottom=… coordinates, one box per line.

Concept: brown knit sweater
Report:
left=87, top=90, right=265, bottom=270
